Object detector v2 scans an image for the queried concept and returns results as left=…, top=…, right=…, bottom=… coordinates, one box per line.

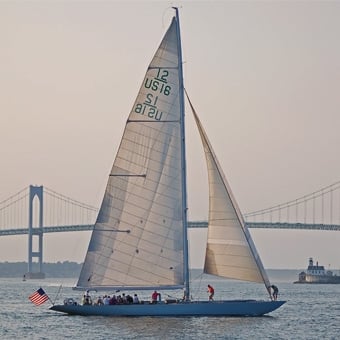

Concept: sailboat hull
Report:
left=50, top=300, right=285, bottom=317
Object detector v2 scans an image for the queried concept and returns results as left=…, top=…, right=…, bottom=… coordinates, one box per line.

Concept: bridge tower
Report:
left=25, top=185, right=45, bottom=279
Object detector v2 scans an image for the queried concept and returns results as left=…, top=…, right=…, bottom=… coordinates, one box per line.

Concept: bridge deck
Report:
left=1, top=222, right=340, bottom=236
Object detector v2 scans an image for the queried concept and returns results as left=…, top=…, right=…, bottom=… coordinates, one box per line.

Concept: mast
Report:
left=173, top=7, right=190, bottom=300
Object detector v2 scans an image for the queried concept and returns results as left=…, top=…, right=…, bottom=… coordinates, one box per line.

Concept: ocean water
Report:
left=1, top=274, right=339, bottom=340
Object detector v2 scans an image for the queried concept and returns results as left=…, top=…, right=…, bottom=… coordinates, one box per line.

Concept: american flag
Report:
left=29, top=288, right=49, bottom=306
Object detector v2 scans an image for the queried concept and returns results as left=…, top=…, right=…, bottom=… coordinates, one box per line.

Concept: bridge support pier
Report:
left=25, top=185, right=45, bottom=279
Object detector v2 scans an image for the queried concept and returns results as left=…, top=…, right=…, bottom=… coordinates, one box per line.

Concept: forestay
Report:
left=77, top=17, right=185, bottom=290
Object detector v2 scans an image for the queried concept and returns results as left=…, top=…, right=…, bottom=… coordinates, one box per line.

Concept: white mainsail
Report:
left=77, top=17, right=186, bottom=290
left=187, top=96, right=271, bottom=288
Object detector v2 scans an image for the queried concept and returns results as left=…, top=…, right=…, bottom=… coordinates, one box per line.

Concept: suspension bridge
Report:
left=1, top=182, right=340, bottom=278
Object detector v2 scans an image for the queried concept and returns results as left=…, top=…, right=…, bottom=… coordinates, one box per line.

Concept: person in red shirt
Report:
left=207, top=284, right=214, bottom=301
left=151, top=290, right=160, bottom=303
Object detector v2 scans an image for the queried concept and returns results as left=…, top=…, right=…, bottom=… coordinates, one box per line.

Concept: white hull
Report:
left=50, top=300, right=285, bottom=317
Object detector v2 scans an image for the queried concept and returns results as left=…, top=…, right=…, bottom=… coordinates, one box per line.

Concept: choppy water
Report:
left=1, top=274, right=339, bottom=339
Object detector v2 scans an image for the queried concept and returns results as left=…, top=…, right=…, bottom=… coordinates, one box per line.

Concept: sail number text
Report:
left=134, top=68, right=171, bottom=121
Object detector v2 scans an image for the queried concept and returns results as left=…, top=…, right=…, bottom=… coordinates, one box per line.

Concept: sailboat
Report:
left=50, top=8, right=285, bottom=317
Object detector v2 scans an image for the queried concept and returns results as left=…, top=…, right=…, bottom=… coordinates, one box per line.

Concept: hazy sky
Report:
left=1, top=1, right=340, bottom=269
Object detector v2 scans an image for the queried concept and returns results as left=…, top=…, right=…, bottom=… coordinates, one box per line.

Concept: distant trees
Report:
left=0, top=261, right=82, bottom=277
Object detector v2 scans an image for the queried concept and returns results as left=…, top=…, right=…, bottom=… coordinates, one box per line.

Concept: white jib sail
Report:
left=188, top=97, right=271, bottom=287
left=77, top=17, right=185, bottom=290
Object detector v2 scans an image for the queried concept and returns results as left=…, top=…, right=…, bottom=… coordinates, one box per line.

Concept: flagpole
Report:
left=52, top=285, right=63, bottom=306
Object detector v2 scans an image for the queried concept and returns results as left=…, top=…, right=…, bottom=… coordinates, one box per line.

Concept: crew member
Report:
left=207, top=284, right=214, bottom=301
